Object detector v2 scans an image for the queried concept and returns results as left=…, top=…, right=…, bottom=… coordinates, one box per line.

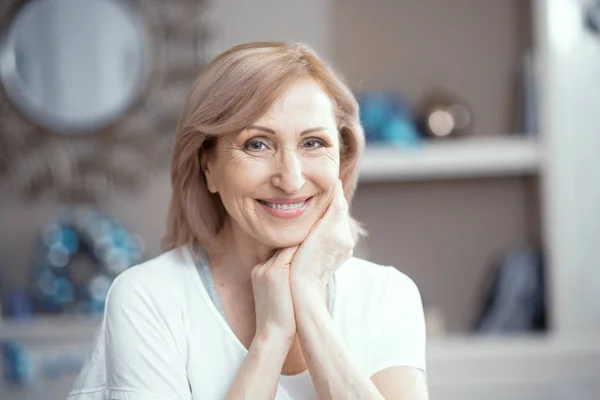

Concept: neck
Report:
left=206, top=219, right=277, bottom=284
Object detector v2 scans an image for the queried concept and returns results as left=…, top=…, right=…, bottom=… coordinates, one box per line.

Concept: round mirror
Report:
left=0, top=0, right=150, bottom=134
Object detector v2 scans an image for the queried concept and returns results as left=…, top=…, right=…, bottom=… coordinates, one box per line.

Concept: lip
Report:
left=257, top=196, right=314, bottom=219
left=259, top=196, right=312, bottom=204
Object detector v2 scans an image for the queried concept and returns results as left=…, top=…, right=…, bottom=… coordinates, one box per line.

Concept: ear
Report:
left=200, top=150, right=218, bottom=194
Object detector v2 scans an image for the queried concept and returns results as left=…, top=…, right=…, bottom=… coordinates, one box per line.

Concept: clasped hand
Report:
left=251, top=180, right=355, bottom=341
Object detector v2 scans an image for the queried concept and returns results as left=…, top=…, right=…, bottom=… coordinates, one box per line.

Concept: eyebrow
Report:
left=245, top=125, right=326, bottom=137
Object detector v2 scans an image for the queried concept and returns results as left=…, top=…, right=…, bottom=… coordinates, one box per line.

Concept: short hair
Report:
left=162, top=41, right=365, bottom=253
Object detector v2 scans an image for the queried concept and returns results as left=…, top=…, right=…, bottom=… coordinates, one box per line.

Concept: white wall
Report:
left=536, top=0, right=600, bottom=331
left=205, top=0, right=331, bottom=60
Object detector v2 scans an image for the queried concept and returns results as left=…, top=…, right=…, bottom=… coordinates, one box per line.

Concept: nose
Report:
left=272, top=149, right=305, bottom=194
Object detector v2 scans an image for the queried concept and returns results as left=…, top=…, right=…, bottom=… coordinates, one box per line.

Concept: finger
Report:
left=335, top=179, right=349, bottom=211
left=323, top=180, right=348, bottom=221
left=303, top=183, right=345, bottom=243
left=253, top=249, right=279, bottom=275
left=274, top=246, right=298, bottom=267
left=320, top=180, right=343, bottom=217
left=328, top=180, right=347, bottom=213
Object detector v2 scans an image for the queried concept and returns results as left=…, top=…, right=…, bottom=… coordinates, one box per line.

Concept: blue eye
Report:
left=304, top=138, right=327, bottom=149
left=244, top=139, right=268, bottom=152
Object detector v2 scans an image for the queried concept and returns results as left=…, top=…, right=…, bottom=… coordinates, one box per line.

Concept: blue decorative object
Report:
left=2, top=341, right=34, bottom=386
left=29, top=207, right=145, bottom=315
left=358, top=91, right=422, bottom=147
left=2, top=340, right=88, bottom=386
left=474, top=248, right=546, bottom=333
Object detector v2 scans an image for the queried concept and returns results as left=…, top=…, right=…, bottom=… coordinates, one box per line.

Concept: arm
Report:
left=371, top=367, right=428, bottom=400
left=289, top=181, right=428, bottom=398
left=292, top=272, right=429, bottom=400
left=288, top=181, right=383, bottom=399
left=225, top=332, right=292, bottom=400
left=292, top=283, right=385, bottom=400
left=226, top=247, right=299, bottom=399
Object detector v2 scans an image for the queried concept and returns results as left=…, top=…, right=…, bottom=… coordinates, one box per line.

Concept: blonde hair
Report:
left=162, top=41, right=365, bottom=253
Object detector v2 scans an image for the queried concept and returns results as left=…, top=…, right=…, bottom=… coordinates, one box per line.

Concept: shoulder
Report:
left=336, top=257, right=421, bottom=301
left=341, top=260, right=427, bottom=375
left=333, top=257, right=426, bottom=367
left=106, top=248, right=196, bottom=316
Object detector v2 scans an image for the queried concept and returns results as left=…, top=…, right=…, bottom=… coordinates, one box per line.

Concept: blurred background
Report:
left=1, top=0, right=599, bottom=399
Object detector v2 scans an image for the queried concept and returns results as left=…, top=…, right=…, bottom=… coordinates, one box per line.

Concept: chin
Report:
left=258, top=227, right=310, bottom=248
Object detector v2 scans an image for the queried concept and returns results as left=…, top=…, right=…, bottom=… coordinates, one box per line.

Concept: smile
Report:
left=257, top=200, right=306, bottom=210
left=256, top=196, right=314, bottom=219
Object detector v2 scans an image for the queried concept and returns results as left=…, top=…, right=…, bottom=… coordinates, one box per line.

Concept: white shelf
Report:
left=426, top=333, right=600, bottom=399
left=359, top=136, right=542, bottom=182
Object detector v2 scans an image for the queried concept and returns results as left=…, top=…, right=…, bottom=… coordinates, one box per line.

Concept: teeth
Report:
left=260, top=200, right=306, bottom=210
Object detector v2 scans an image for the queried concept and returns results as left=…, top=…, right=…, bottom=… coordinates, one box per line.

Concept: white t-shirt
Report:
left=68, top=247, right=426, bottom=400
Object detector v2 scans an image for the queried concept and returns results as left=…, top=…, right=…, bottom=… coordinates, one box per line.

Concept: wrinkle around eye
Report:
left=216, top=142, right=255, bottom=164
left=302, top=146, right=339, bottom=164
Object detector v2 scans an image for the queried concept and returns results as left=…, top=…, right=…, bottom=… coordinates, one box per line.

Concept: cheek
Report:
left=303, top=151, right=340, bottom=188
left=218, top=159, right=269, bottom=202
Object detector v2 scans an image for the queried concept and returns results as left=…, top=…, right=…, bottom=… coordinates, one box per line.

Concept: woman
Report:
left=69, top=42, right=428, bottom=400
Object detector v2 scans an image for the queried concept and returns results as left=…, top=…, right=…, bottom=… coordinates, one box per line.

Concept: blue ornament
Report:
left=380, top=117, right=421, bottom=147
left=61, top=227, right=80, bottom=254
left=2, top=341, right=34, bottom=386
left=29, top=207, right=146, bottom=315
left=54, top=278, right=75, bottom=304
left=358, top=91, right=422, bottom=147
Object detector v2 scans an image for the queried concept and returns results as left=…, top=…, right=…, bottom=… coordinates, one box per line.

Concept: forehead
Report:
left=257, top=79, right=336, bottom=125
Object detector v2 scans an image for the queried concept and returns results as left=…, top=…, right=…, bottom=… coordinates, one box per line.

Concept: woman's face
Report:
left=203, top=79, right=340, bottom=248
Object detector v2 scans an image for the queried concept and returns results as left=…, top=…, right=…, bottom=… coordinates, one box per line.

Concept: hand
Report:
left=289, top=180, right=354, bottom=298
left=251, top=247, right=299, bottom=345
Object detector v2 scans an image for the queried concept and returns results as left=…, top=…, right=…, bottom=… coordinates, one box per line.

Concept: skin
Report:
left=202, top=79, right=429, bottom=400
